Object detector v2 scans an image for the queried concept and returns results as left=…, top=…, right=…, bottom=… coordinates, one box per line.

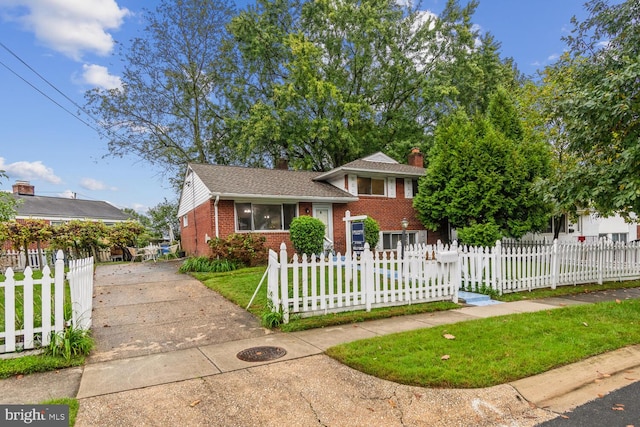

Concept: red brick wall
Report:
left=180, top=201, right=214, bottom=256
left=181, top=180, right=446, bottom=256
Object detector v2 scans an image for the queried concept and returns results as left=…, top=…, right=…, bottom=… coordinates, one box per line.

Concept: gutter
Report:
left=213, top=194, right=220, bottom=238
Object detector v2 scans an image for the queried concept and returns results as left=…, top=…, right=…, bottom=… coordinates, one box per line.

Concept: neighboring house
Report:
left=178, top=150, right=445, bottom=256
left=10, top=181, right=129, bottom=225
left=506, top=212, right=639, bottom=245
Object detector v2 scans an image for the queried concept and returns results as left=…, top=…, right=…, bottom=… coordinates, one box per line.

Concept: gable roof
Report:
left=14, top=194, right=128, bottom=221
left=188, top=163, right=358, bottom=202
left=314, top=151, right=425, bottom=181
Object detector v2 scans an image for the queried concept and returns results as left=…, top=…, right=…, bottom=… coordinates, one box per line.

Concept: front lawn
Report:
left=326, top=299, right=640, bottom=388
left=192, top=267, right=459, bottom=332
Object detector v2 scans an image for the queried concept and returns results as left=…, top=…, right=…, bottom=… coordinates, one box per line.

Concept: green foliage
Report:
left=289, top=216, right=325, bottom=256
left=208, top=233, right=268, bottom=266
left=544, top=0, right=640, bottom=217
left=84, top=0, right=238, bottom=190
left=228, top=0, right=507, bottom=170
left=456, top=222, right=501, bottom=247
left=0, top=354, right=85, bottom=379
left=178, top=256, right=239, bottom=273
left=363, top=217, right=380, bottom=249
left=0, top=171, right=19, bottom=222
left=46, top=325, right=94, bottom=362
left=261, top=297, right=284, bottom=329
left=414, top=90, right=552, bottom=241
left=107, top=221, right=147, bottom=250
left=147, top=198, right=180, bottom=241
left=327, top=299, right=640, bottom=389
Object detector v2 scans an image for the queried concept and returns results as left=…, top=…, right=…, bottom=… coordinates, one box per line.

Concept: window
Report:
left=412, top=179, right=419, bottom=197
left=544, top=214, right=566, bottom=234
left=183, top=215, right=188, bottom=227
left=382, top=232, right=416, bottom=250
left=599, top=233, right=627, bottom=242
left=357, top=177, right=385, bottom=195
left=236, top=203, right=297, bottom=231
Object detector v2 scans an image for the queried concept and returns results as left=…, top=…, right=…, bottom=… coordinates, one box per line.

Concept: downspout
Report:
left=213, top=194, right=220, bottom=239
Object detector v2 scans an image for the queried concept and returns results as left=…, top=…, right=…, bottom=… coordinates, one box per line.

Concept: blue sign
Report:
left=352, top=221, right=365, bottom=252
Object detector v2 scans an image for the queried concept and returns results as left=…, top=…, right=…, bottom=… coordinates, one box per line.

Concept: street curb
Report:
left=510, top=344, right=640, bottom=413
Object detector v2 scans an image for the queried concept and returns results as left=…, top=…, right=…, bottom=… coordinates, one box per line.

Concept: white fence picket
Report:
left=267, top=239, right=640, bottom=323
left=0, top=250, right=94, bottom=354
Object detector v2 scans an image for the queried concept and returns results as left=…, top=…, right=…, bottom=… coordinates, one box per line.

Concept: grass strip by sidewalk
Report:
left=326, top=299, right=640, bottom=389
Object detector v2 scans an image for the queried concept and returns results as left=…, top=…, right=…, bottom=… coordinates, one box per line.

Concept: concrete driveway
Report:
left=88, top=260, right=268, bottom=363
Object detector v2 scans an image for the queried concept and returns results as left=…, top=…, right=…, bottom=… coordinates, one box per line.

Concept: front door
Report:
left=313, top=204, right=333, bottom=248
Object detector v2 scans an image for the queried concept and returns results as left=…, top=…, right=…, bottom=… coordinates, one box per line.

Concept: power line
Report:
left=0, top=41, right=129, bottom=145
left=0, top=57, right=100, bottom=132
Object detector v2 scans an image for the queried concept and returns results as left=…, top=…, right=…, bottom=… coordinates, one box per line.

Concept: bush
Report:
left=46, top=325, right=94, bottom=361
left=208, top=233, right=268, bottom=266
left=457, top=222, right=502, bottom=247
left=179, top=256, right=239, bottom=273
left=289, top=216, right=325, bottom=256
left=364, top=217, right=380, bottom=249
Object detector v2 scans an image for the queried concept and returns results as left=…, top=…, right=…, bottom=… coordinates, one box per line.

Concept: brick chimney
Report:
left=12, top=181, right=35, bottom=196
left=408, top=148, right=424, bottom=168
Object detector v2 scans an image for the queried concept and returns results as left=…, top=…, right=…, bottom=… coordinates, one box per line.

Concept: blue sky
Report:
left=0, top=0, right=594, bottom=213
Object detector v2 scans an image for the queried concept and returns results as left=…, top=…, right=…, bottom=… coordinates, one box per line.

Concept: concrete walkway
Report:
left=2, top=261, right=640, bottom=426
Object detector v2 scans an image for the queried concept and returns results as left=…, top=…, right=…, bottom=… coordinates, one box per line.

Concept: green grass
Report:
left=326, top=299, right=640, bottom=388
left=192, top=267, right=459, bottom=332
left=41, top=398, right=79, bottom=427
left=0, top=353, right=86, bottom=379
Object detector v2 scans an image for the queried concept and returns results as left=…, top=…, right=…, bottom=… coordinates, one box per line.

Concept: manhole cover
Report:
left=236, top=346, right=287, bottom=362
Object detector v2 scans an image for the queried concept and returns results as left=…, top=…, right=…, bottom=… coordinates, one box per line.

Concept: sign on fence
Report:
left=351, top=221, right=365, bottom=253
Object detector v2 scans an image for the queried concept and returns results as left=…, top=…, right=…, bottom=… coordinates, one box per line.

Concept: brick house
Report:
left=177, top=150, right=445, bottom=256
left=10, top=181, right=129, bottom=225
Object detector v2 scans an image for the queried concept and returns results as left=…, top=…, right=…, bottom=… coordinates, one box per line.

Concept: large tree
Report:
left=413, top=88, right=552, bottom=246
left=84, top=0, right=237, bottom=187
left=228, top=0, right=486, bottom=170
left=546, top=0, right=640, bottom=216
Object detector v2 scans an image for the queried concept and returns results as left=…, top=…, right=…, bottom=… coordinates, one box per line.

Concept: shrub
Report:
left=208, top=233, right=268, bottom=266
left=364, top=216, right=380, bottom=249
left=178, top=256, right=239, bottom=273
left=457, top=222, right=502, bottom=247
left=46, top=325, right=94, bottom=361
left=289, top=216, right=325, bottom=256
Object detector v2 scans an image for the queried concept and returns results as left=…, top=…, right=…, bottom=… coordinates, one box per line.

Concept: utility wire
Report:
left=0, top=41, right=129, bottom=144
left=0, top=57, right=99, bottom=132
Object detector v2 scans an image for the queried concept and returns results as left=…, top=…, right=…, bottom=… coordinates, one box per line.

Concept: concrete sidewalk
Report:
left=2, top=261, right=640, bottom=426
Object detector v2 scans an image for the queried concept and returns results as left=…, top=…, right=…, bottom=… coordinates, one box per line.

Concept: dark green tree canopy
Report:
left=413, top=89, right=552, bottom=245
left=547, top=0, right=640, bottom=216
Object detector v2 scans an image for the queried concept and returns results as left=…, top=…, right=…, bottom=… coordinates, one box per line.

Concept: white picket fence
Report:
left=1, top=248, right=112, bottom=271
left=458, top=239, right=640, bottom=294
left=0, top=250, right=94, bottom=354
left=266, top=239, right=640, bottom=322
left=267, top=242, right=460, bottom=323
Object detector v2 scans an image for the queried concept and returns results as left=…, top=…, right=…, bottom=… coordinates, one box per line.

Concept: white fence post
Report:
left=550, top=240, right=558, bottom=290
left=4, top=268, right=16, bottom=352
left=68, top=256, right=95, bottom=330
left=54, top=250, right=65, bottom=332
left=279, top=243, right=289, bottom=324
left=363, top=243, right=373, bottom=312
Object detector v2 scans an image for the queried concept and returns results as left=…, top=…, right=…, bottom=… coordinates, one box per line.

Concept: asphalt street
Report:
left=539, top=380, right=640, bottom=426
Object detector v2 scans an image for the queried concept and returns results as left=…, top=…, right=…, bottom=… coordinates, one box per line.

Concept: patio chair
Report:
left=127, top=247, right=146, bottom=263
left=163, top=244, right=180, bottom=260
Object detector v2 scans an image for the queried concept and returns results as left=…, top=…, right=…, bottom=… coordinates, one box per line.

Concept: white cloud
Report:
left=0, top=157, right=62, bottom=184
left=547, top=53, right=560, bottom=61
left=0, top=0, right=130, bottom=60
left=80, top=177, right=117, bottom=191
left=80, top=64, right=122, bottom=90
